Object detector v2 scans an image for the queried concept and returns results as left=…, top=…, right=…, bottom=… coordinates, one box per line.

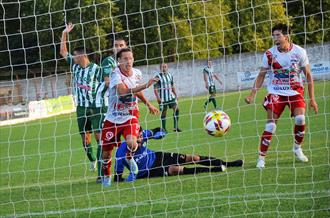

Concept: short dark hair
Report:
left=116, top=47, right=132, bottom=60
left=272, top=23, right=291, bottom=35
left=73, top=46, right=86, bottom=54
left=114, top=38, right=127, bottom=43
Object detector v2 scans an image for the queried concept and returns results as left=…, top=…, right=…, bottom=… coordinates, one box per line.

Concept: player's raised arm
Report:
left=60, top=23, right=74, bottom=58
left=302, top=64, right=318, bottom=113
left=245, top=67, right=268, bottom=104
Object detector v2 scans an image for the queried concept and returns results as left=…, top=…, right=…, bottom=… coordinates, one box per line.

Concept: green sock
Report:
left=85, top=143, right=96, bottom=162
left=161, top=116, right=167, bottom=131
left=96, top=145, right=103, bottom=177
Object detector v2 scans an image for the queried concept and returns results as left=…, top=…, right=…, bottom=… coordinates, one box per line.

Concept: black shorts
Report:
left=139, top=152, right=186, bottom=178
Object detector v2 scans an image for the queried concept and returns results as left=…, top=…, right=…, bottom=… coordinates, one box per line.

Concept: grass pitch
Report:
left=0, top=81, right=329, bottom=217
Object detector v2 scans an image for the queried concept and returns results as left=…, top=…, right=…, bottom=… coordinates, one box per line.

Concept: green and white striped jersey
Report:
left=154, top=72, right=176, bottom=103
left=67, top=54, right=104, bottom=108
left=203, top=66, right=215, bottom=86
left=101, top=55, right=117, bottom=77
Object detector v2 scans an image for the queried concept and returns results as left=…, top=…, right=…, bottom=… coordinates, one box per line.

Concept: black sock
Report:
left=197, top=156, right=224, bottom=167
left=225, top=159, right=243, bottom=167
left=173, top=109, right=179, bottom=129
left=183, top=166, right=223, bottom=175
left=161, top=115, right=166, bottom=131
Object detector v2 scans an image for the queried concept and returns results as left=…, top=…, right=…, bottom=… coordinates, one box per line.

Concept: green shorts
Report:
left=159, top=99, right=177, bottom=111
left=76, top=106, right=107, bottom=134
left=208, top=85, right=216, bottom=95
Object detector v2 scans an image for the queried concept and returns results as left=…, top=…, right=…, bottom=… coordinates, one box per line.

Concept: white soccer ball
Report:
left=203, top=110, right=231, bottom=137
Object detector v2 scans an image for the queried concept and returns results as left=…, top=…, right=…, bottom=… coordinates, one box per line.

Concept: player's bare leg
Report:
left=125, top=134, right=139, bottom=181
left=257, top=109, right=279, bottom=169
left=80, top=132, right=97, bottom=171
left=292, top=107, right=308, bottom=162
left=93, top=132, right=102, bottom=183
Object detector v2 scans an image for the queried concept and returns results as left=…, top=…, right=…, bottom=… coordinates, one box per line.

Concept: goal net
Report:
left=0, top=0, right=329, bottom=217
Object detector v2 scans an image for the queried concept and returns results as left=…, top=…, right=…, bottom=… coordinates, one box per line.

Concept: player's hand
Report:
left=205, top=85, right=208, bottom=90
left=146, top=77, right=159, bottom=88
left=156, top=98, right=161, bottom=104
left=148, top=104, right=159, bottom=115
left=309, top=99, right=318, bottom=114
left=63, top=23, right=74, bottom=33
left=245, top=95, right=254, bottom=104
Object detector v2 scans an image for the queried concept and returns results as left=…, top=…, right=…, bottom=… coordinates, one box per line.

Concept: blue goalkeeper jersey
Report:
left=115, top=129, right=165, bottom=178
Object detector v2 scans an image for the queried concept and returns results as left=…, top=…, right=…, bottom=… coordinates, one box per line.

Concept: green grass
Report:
left=1, top=81, right=329, bottom=217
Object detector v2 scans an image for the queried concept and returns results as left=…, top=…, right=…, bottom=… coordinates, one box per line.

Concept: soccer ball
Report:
left=203, top=110, right=231, bottom=137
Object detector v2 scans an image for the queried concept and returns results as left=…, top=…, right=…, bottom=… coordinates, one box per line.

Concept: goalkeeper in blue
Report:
left=113, top=127, right=243, bottom=182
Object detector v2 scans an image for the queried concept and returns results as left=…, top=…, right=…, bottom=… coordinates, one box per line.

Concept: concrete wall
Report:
left=0, top=43, right=329, bottom=103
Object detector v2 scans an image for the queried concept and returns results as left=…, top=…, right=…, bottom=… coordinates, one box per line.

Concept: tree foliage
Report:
left=0, top=0, right=328, bottom=78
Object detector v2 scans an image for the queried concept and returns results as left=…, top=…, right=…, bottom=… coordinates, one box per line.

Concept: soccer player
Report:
left=245, top=23, right=318, bottom=169
left=101, top=48, right=159, bottom=187
left=153, top=63, right=181, bottom=132
left=203, top=60, right=223, bottom=109
left=101, top=38, right=128, bottom=86
left=114, top=127, right=243, bottom=182
left=60, top=23, right=106, bottom=182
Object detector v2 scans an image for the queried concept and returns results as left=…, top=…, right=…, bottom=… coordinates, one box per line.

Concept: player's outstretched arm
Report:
left=60, top=23, right=74, bottom=58
left=302, top=64, right=318, bottom=113
left=245, top=67, right=267, bottom=104
left=136, top=91, right=159, bottom=115
left=117, top=77, right=159, bottom=96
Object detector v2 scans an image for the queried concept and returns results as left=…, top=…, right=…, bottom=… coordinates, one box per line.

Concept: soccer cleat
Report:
left=90, top=161, right=97, bottom=172
left=102, top=176, right=111, bottom=187
left=173, top=128, right=182, bottom=132
left=293, top=147, right=309, bottom=162
left=126, top=158, right=139, bottom=175
left=256, top=157, right=265, bottom=169
left=221, top=164, right=227, bottom=172
left=125, top=172, right=137, bottom=182
left=96, top=176, right=102, bottom=184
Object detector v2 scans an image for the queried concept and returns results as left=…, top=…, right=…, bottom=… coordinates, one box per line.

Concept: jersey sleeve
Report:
left=262, top=52, right=270, bottom=69
left=101, top=56, right=116, bottom=77
left=299, top=49, right=309, bottom=67
left=153, top=74, right=160, bottom=89
left=170, top=74, right=174, bottom=85
left=66, top=53, right=74, bottom=66
left=135, top=69, right=143, bottom=84
left=109, top=71, right=122, bottom=89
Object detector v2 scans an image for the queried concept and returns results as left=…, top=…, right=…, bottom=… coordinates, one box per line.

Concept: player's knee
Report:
left=265, top=122, right=276, bottom=134
left=295, top=115, right=305, bottom=125
left=101, top=150, right=110, bottom=160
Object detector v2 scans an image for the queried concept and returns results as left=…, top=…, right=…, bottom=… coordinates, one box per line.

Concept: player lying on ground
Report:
left=101, top=48, right=159, bottom=187
left=154, top=63, right=182, bottom=132
left=60, top=23, right=106, bottom=182
left=203, top=59, right=223, bottom=109
left=114, top=127, right=243, bottom=182
left=245, top=23, right=318, bottom=169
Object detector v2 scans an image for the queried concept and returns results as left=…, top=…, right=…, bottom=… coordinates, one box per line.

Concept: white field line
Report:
left=2, top=189, right=329, bottom=218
